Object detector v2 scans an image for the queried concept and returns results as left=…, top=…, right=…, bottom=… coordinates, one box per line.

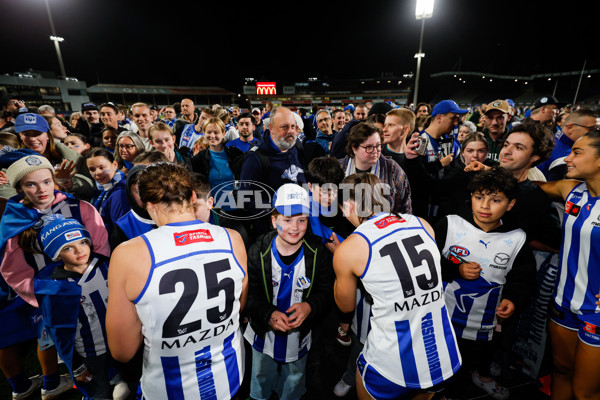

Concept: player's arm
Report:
left=538, top=179, right=581, bottom=201
left=227, top=228, right=248, bottom=311
left=333, top=234, right=368, bottom=313
left=106, top=238, right=148, bottom=362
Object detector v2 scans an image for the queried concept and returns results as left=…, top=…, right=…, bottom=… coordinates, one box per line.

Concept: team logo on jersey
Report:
left=80, top=295, right=86, bottom=303
left=584, top=322, right=600, bottom=335
left=374, top=215, right=405, bottom=229
left=173, top=229, right=214, bottom=245
left=297, top=276, right=311, bottom=289
left=493, top=253, right=510, bottom=265
left=448, top=246, right=469, bottom=264
left=565, top=201, right=581, bottom=216
left=272, top=280, right=279, bottom=287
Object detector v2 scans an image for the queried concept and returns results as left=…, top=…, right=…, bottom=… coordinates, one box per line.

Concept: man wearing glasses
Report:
left=537, top=108, right=598, bottom=180
left=315, top=110, right=335, bottom=155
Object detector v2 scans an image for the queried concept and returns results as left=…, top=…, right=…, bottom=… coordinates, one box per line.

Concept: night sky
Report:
left=2, top=0, right=597, bottom=93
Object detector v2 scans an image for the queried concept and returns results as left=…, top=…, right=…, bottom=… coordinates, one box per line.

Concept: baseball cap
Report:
left=505, top=99, right=515, bottom=108
left=81, top=102, right=98, bottom=111
left=39, top=215, right=91, bottom=261
left=273, top=184, right=310, bottom=216
left=431, top=100, right=468, bottom=117
left=485, top=100, right=510, bottom=114
left=14, top=113, right=50, bottom=133
left=5, top=153, right=54, bottom=188
left=251, top=108, right=261, bottom=114
left=368, top=101, right=393, bottom=117
left=533, top=96, right=559, bottom=110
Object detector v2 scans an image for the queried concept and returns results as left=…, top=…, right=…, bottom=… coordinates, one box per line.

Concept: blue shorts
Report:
left=0, top=300, right=36, bottom=349
left=356, top=353, right=445, bottom=400
left=549, top=302, right=600, bottom=347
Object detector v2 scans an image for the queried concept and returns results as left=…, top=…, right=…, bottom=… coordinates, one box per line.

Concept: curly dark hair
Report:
left=468, top=167, right=519, bottom=200
left=507, top=120, right=554, bottom=166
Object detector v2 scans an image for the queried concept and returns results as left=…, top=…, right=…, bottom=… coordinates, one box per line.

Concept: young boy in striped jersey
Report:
left=244, top=184, right=334, bottom=400
left=434, top=168, right=536, bottom=399
left=35, top=216, right=129, bottom=400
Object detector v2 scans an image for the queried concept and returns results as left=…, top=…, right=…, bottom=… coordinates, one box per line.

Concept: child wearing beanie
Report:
left=35, top=215, right=130, bottom=400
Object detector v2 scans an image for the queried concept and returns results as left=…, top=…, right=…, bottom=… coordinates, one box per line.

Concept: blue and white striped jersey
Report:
left=244, top=239, right=311, bottom=363
left=355, top=213, right=461, bottom=389
left=179, top=124, right=202, bottom=150
left=135, top=221, right=245, bottom=400
left=440, top=215, right=527, bottom=341
left=554, top=182, right=600, bottom=315
left=351, top=288, right=372, bottom=344
left=74, top=257, right=109, bottom=357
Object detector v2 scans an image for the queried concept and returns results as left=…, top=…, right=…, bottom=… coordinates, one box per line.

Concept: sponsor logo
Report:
left=494, top=252, right=510, bottom=265
left=173, top=229, right=214, bottom=246
left=480, top=240, right=490, bottom=249
left=449, top=245, right=470, bottom=257
left=65, top=231, right=83, bottom=241
left=374, top=215, right=404, bottom=229
left=256, top=82, right=276, bottom=95
left=584, top=322, right=600, bottom=335
left=565, top=201, right=581, bottom=216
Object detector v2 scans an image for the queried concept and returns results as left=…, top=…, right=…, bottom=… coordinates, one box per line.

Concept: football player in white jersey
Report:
left=538, top=130, right=600, bottom=400
left=334, top=173, right=460, bottom=400
left=107, top=162, right=248, bottom=400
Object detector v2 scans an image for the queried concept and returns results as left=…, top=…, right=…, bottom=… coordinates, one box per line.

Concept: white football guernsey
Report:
left=355, top=213, right=461, bottom=389
left=441, top=215, right=527, bottom=341
left=135, top=221, right=245, bottom=400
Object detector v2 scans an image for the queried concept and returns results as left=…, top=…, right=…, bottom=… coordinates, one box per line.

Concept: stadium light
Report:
left=44, top=0, right=67, bottom=77
left=412, top=0, right=434, bottom=108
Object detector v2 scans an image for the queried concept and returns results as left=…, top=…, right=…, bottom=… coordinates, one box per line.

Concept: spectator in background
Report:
left=415, top=102, right=431, bottom=117
left=382, top=108, right=415, bottom=169
left=162, top=105, right=177, bottom=129
left=129, top=103, right=154, bottom=151
left=69, top=111, right=81, bottom=131
left=114, top=131, right=146, bottom=174
left=482, top=100, right=511, bottom=163
left=99, top=102, right=124, bottom=133
left=100, top=127, right=118, bottom=153
left=178, top=107, right=213, bottom=156
left=315, top=110, right=335, bottom=155
left=172, top=98, right=198, bottom=141
left=38, top=104, right=55, bottom=117
left=64, top=133, right=91, bottom=157
left=78, top=102, right=104, bottom=146
left=226, top=112, right=259, bottom=152
left=528, top=96, right=560, bottom=126
left=44, top=115, right=69, bottom=142
left=148, top=121, right=190, bottom=168
left=353, top=103, right=368, bottom=121
left=332, top=109, right=346, bottom=133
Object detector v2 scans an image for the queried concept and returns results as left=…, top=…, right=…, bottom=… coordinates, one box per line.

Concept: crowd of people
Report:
left=0, top=93, right=598, bottom=400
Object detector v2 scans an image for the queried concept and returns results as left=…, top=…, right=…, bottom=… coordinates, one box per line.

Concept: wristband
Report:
left=73, top=364, right=87, bottom=377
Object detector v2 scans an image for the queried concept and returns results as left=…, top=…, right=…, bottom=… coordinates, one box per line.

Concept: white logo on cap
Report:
left=24, top=115, right=37, bottom=124
left=541, top=97, right=548, bottom=103
left=492, top=101, right=502, bottom=107
left=25, top=156, right=42, bottom=166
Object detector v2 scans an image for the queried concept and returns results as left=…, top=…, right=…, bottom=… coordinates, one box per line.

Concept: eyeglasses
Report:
left=359, top=143, right=382, bottom=153
left=317, top=117, right=331, bottom=124
left=118, top=144, right=135, bottom=150
left=573, top=123, right=597, bottom=132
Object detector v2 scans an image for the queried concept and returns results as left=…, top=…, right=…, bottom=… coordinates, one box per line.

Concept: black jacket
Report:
left=245, top=231, right=334, bottom=340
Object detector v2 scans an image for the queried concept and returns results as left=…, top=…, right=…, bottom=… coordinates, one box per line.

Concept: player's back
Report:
left=354, top=212, right=461, bottom=389
left=135, top=221, right=245, bottom=400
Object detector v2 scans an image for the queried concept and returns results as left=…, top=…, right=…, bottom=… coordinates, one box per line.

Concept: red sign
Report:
left=374, top=215, right=405, bottom=229
left=173, top=229, right=214, bottom=246
left=256, top=82, right=276, bottom=95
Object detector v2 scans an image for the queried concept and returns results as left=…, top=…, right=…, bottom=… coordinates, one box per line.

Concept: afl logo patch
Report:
left=449, top=245, right=469, bottom=257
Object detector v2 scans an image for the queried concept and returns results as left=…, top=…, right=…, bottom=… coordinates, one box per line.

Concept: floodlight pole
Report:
left=413, top=19, right=426, bottom=108
left=44, top=0, right=67, bottom=77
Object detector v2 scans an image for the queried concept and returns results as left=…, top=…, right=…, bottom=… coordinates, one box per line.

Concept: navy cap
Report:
left=533, top=96, right=559, bottom=110
left=431, top=100, right=468, bottom=117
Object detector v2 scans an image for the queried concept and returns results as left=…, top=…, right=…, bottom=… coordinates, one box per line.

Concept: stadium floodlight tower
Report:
left=413, top=0, right=434, bottom=108
left=44, top=0, right=67, bottom=78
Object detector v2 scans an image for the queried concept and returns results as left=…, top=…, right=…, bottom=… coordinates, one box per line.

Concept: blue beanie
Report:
left=39, top=215, right=91, bottom=261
